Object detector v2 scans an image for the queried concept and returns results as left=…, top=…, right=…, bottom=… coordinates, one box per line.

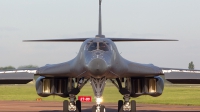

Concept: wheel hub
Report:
left=123, top=102, right=131, bottom=111
left=69, top=103, right=76, bottom=111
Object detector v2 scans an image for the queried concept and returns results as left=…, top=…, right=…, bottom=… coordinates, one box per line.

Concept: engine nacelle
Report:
left=35, top=76, right=75, bottom=98
left=127, top=76, right=164, bottom=97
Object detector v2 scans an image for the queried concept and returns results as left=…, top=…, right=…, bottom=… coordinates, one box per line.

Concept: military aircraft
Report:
left=1, top=0, right=200, bottom=112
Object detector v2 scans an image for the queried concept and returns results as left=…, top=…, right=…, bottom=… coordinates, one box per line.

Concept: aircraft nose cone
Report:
left=88, top=58, right=108, bottom=77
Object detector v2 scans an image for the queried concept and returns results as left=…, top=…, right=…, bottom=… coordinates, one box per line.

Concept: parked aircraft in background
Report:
left=1, top=0, right=200, bottom=112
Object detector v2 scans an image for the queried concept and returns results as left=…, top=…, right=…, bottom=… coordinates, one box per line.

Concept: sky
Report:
left=0, top=0, right=200, bottom=69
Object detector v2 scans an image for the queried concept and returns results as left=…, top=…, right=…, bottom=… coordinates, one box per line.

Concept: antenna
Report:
left=96, top=0, right=105, bottom=38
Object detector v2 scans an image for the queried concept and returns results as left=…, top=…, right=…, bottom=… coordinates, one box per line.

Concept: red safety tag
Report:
left=78, top=96, right=92, bottom=102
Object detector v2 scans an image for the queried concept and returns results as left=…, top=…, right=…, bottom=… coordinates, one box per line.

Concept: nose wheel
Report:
left=92, top=105, right=106, bottom=112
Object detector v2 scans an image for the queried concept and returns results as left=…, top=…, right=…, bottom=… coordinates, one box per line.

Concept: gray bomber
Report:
left=25, top=1, right=173, bottom=112
left=1, top=0, right=199, bottom=112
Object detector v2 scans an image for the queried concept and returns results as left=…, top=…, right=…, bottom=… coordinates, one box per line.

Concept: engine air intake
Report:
left=129, top=76, right=164, bottom=97
left=35, top=76, right=75, bottom=97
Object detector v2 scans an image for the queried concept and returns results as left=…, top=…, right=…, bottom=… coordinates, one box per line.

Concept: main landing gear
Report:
left=63, top=95, right=81, bottom=112
left=63, top=78, right=89, bottom=112
left=90, top=77, right=106, bottom=112
left=110, top=78, right=136, bottom=112
left=63, top=100, right=81, bottom=112
left=117, top=95, right=136, bottom=112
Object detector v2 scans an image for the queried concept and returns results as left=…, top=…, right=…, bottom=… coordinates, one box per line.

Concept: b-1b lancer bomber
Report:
left=1, top=0, right=200, bottom=112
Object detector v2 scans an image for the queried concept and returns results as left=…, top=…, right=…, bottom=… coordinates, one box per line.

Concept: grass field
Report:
left=0, top=83, right=200, bottom=106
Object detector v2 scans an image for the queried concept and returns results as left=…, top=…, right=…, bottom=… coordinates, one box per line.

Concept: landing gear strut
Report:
left=63, top=78, right=89, bottom=112
left=90, top=77, right=106, bottom=112
left=110, top=78, right=136, bottom=112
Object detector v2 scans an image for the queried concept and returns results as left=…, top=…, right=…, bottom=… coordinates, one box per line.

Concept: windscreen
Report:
left=99, top=42, right=109, bottom=51
left=87, top=42, right=109, bottom=51
left=88, top=42, right=97, bottom=51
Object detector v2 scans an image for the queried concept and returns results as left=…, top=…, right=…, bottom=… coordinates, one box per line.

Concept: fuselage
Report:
left=74, top=38, right=163, bottom=79
left=82, top=38, right=117, bottom=78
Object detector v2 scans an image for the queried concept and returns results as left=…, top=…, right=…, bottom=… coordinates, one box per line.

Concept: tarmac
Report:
left=0, top=101, right=200, bottom=112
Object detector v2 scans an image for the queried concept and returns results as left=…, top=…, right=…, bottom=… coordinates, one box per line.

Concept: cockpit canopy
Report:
left=86, top=42, right=109, bottom=51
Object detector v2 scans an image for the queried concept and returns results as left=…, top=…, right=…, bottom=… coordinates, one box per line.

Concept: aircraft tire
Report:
left=130, top=100, right=136, bottom=112
left=76, top=100, right=81, bottom=112
left=63, top=100, right=69, bottom=112
left=92, top=105, right=96, bottom=112
left=118, top=100, right=123, bottom=112
left=100, top=105, right=106, bottom=112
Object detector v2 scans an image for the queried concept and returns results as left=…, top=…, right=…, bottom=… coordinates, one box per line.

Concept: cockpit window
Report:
left=88, top=42, right=97, bottom=51
left=87, top=42, right=109, bottom=51
left=99, top=42, right=109, bottom=51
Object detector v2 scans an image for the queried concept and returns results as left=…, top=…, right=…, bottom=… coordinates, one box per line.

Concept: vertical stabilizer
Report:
left=96, top=0, right=105, bottom=38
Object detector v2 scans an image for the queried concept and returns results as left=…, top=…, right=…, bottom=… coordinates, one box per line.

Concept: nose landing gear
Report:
left=90, top=77, right=106, bottom=112
left=92, top=105, right=106, bottom=112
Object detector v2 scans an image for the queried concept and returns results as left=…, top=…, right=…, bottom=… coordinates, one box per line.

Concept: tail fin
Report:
left=96, top=0, right=105, bottom=38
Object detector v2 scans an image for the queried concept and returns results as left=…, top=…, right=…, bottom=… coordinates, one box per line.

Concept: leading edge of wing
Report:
left=108, top=38, right=178, bottom=42
left=35, top=61, right=74, bottom=77
left=161, top=67, right=200, bottom=72
left=23, top=38, right=90, bottom=42
left=23, top=38, right=178, bottom=42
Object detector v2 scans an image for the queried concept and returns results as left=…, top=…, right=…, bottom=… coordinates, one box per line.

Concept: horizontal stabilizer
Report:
left=0, top=71, right=35, bottom=84
left=23, top=38, right=178, bottom=42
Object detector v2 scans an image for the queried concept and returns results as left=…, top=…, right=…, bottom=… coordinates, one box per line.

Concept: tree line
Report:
left=0, top=65, right=38, bottom=70
left=188, top=61, right=194, bottom=70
